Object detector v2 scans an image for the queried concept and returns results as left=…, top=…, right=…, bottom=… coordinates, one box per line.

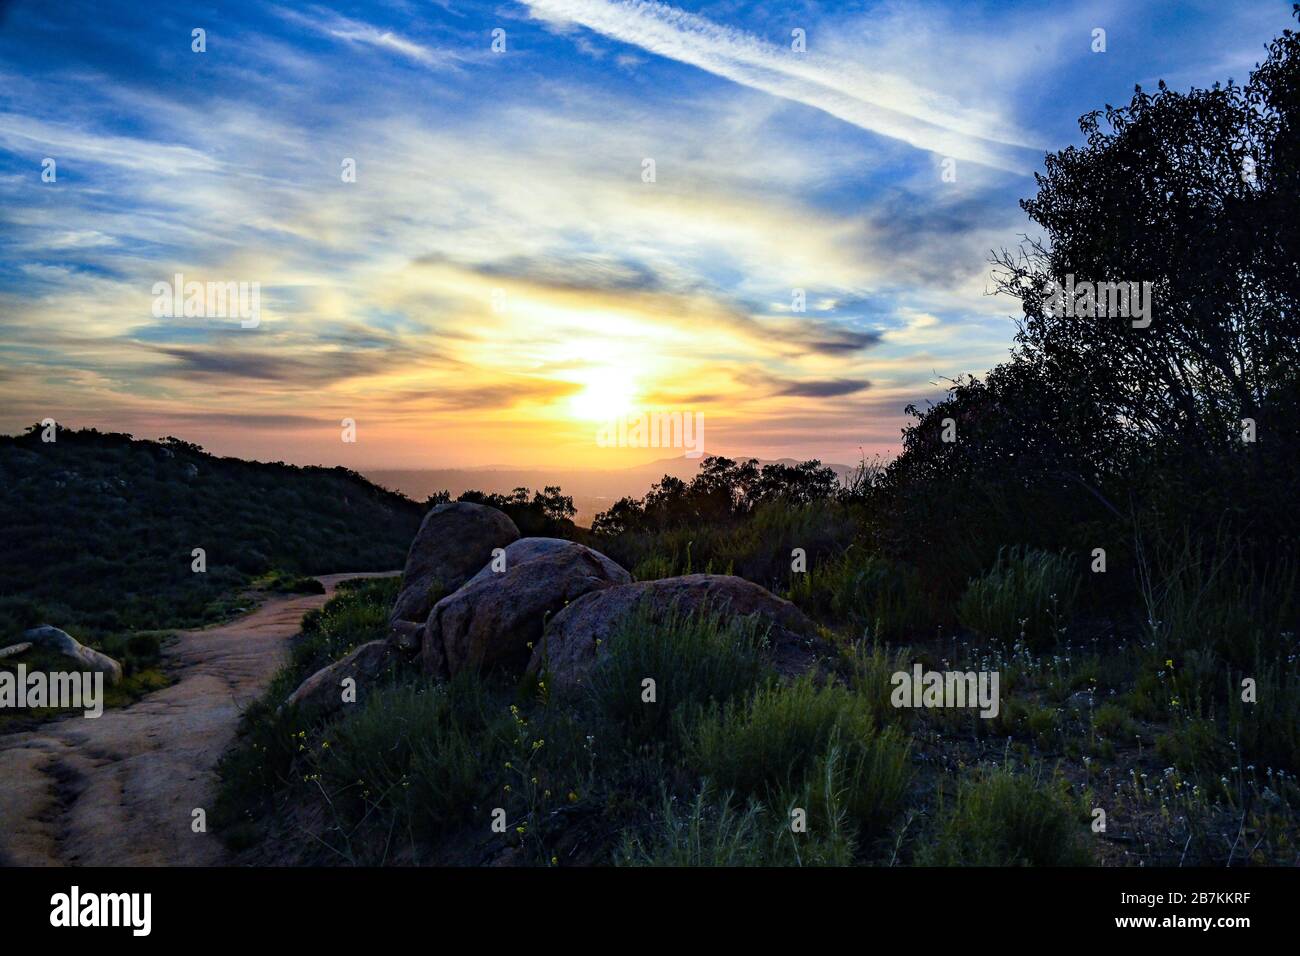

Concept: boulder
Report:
left=460, top=536, right=622, bottom=588
left=526, top=574, right=829, bottom=691
left=388, top=619, right=424, bottom=652
left=284, top=640, right=401, bottom=717
left=23, top=626, right=124, bottom=685
left=390, top=502, right=520, bottom=625
left=422, top=538, right=631, bottom=679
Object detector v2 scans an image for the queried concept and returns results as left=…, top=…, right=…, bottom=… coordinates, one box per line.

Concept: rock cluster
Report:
left=286, top=502, right=829, bottom=714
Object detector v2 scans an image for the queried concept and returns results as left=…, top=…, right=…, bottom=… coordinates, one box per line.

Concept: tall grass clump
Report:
left=617, top=782, right=856, bottom=867
left=787, top=548, right=932, bottom=640
left=1229, top=658, right=1300, bottom=773
left=583, top=602, right=770, bottom=748
left=687, top=676, right=911, bottom=844
left=957, top=546, right=1081, bottom=650
left=845, top=640, right=921, bottom=731
left=918, top=762, right=1092, bottom=866
left=1137, top=524, right=1297, bottom=670
left=305, top=672, right=508, bottom=850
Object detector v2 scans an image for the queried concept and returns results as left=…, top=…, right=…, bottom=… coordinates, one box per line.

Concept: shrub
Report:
left=957, top=546, right=1081, bottom=650
left=919, top=763, right=1092, bottom=866
left=126, top=632, right=163, bottom=661
left=582, top=602, right=769, bottom=748
left=255, top=569, right=326, bottom=594
left=1230, top=659, right=1300, bottom=773
left=601, top=497, right=858, bottom=593
left=617, top=782, right=856, bottom=867
left=788, top=549, right=932, bottom=640
left=306, top=674, right=508, bottom=847
left=1156, top=716, right=1228, bottom=774
left=0, top=596, right=42, bottom=642
left=289, top=577, right=399, bottom=682
left=1092, top=702, right=1134, bottom=739
left=687, top=677, right=911, bottom=842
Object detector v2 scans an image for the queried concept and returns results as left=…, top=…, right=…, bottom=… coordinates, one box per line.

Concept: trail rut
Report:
left=0, top=572, right=396, bottom=867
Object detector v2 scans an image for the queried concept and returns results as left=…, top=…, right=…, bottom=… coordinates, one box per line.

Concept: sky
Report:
left=0, top=0, right=1291, bottom=469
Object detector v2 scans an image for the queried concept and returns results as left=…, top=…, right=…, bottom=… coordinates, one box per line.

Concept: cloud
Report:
left=768, top=376, right=873, bottom=398
left=0, top=0, right=1083, bottom=468
left=271, top=6, right=468, bottom=71
left=801, top=327, right=882, bottom=355
left=383, top=378, right=584, bottom=411
left=521, top=0, right=1040, bottom=171
left=149, top=411, right=329, bottom=431
left=149, top=344, right=392, bottom=384
left=0, top=112, right=220, bottom=177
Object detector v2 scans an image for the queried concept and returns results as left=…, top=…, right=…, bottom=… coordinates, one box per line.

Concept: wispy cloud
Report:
left=272, top=5, right=468, bottom=70
left=522, top=0, right=1040, bottom=171
left=1, top=0, right=1283, bottom=467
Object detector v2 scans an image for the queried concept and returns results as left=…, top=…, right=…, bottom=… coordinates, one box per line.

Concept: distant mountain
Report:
left=368, top=456, right=856, bottom=526
left=0, top=426, right=422, bottom=638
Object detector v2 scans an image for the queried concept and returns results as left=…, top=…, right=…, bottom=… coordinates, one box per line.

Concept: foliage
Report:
left=918, top=763, right=1092, bottom=866
left=957, top=547, right=1082, bottom=651
left=454, top=486, right=577, bottom=537
left=0, top=425, right=421, bottom=641
left=591, top=456, right=845, bottom=535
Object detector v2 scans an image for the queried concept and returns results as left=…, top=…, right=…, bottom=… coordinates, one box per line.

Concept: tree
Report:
left=991, top=8, right=1300, bottom=452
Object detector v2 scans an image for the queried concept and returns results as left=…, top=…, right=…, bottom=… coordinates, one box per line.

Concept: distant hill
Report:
left=369, top=456, right=856, bottom=526
left=0, top=426, right=422, bottom=638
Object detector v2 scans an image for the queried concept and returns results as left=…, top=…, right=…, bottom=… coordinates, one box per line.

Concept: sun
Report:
left=567, top=367, right=639, bottom=422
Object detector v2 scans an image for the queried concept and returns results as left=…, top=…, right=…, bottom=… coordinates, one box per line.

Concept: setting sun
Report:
left=567, top=367, right=639, bottom=422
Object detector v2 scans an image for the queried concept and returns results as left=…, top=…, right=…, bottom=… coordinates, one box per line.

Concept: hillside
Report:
left=0, top=425, right=422, bottom=639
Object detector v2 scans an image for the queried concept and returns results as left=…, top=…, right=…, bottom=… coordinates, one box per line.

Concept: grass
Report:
left=787, top=549, right=934, bottom=640
left=957, top=546, right=1081, bottom=651
left=210, top=515, right=1300, bottom=867
left=304, top=675, right=509, bottom=854
left=0, top=426, right=419, bottom=640
left=617, top=782, right=857, bottom=866
left=254, top=569, right=326, bottom=595
left=290, top=577, right=401, bottom=683
left=687, top=676, right=912, bottom=845
left=918, top=761, right=1092, bottom=866
left=579, top=601, right=770, bottom=747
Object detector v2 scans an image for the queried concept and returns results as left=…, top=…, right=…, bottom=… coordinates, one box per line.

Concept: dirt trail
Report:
left=0, top=572, right=396, bottom=867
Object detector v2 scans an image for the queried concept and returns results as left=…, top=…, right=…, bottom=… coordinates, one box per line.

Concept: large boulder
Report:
left=284, top=640, right=402, bottom=718
left=23, top=625, right=124, bottom=685
left=390, top=502, right=520, bottom=625
left=422, top=538, right=631, bottom=679
left=526, top=574, right=829, bottom=691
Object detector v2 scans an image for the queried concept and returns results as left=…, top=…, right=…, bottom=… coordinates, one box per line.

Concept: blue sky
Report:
left=0, top=0, right=1291, bottom=468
